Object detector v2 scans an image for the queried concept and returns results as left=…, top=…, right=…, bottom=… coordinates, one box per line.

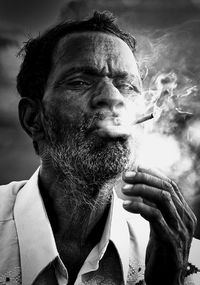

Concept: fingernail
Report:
left=122, top=184, right=132, bottom=191
left=124, top=171, right=136, bottom=178
left=123, top=200, right=132, bottom=206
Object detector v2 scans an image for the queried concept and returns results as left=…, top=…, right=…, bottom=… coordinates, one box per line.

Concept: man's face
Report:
left=41, top=32, right=143, bottom=184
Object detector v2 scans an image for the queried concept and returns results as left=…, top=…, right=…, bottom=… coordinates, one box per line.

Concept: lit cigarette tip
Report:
left=135, top=113, right=154, bottom=124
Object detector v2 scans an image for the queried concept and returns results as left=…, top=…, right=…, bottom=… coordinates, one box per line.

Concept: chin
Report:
left=43, top=120, right=137, bottom=184
left=77, top=136, right=134, bottom=183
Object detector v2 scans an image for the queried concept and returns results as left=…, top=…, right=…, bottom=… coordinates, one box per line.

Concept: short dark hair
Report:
left=17, top=11, right=136, bottom=101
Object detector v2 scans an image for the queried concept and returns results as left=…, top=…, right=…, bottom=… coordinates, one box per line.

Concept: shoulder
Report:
left=0, top=180, right=27, bottom=221
left=190, top=237, right=200, bottom=264
left=0, top=181, right=26, bottom=277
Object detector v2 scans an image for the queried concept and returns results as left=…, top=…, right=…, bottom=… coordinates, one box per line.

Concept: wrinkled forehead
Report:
left=51, top=31, right=140, bottom=77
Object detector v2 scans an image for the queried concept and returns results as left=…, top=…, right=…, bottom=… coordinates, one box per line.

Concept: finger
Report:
left=123, top=200, right=174, bottom=242
left=123, top=170, right=172, bottom=190
left=170, top=180, right=197, bottom=230
left=136, top=166, right=187, bottom=205
left=122, top=184, right=180, bottom=229
left=137, top=165, right=170, bottom=181
left=122, top=196, right=144, bottom=203
left=123, top=170, right=183, bottom=208
left=161, top=179, right=197, bottom=229
left=123, top=183, right=196, bottom=234
left=123, top=169, right=185, bottom=209
left=123, top=168, right=197, bottom=232
left=170, top=180, right=195, bottom=211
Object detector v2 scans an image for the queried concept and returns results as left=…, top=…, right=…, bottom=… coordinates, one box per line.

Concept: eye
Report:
left=67, top=79, right=91, bottom=89
left=55, top=78, right=92, bottom=91
left=119, top=83, right=134, bottom=90
left=115, top=82, right=139, bottom=94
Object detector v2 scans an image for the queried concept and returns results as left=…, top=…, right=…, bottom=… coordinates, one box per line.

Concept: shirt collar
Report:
left=14, top=168, right=130, bottom=285
left=109, top=191, right=130, bottom=282
left=14, top=168, right=58, bottom=285
left=78, top=191, right=130, bottom=283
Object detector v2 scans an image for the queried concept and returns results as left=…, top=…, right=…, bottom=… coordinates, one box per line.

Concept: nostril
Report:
left=117, top=101, right=124, bottom=108
left=92, top=98, right=124, bottom=111
left=95, top=101, right=108, bottom=108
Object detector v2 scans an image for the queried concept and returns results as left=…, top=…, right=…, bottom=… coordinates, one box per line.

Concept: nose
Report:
left=91, top=82, right=125, bottom=112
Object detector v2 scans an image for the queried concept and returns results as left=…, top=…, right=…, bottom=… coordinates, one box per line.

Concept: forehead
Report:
left=51, top=32, right=139, bottom=77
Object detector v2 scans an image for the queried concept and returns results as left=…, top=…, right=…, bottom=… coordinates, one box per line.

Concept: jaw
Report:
left=39, top=110, right=138, bottom=199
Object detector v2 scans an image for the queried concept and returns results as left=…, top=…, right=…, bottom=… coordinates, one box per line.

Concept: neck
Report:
left=38, top=162, right=117, bottom=249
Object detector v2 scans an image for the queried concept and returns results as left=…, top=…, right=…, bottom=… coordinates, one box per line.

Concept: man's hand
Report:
left=122, top=167, right=197, bottom=285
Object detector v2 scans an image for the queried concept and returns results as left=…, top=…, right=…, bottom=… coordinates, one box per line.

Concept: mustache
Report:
left=82, top=111, right=116, bottom=132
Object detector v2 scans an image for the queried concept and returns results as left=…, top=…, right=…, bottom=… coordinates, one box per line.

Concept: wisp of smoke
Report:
left=134, top=20, right=200, bottom=198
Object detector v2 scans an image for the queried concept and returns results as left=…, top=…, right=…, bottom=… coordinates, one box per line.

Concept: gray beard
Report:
left=40, top=111, right=137, bottom=209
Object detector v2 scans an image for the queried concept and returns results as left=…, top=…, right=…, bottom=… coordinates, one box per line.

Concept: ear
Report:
left=18, top=97, right=45, bottom=141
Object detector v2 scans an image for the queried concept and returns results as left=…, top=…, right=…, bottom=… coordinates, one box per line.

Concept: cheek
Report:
left=60, top=105, right=83, bottom=123
left=47, top=96, right=86, bottom=125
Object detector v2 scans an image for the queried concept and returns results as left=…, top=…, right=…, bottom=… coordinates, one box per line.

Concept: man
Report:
left=0, top=11, right=199, bottom=285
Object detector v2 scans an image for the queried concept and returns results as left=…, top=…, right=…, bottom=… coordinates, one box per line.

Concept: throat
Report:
left=39, top=170, right=112, bottom=244
left=38, top=165, right=114, bottom=270
left=54, top=201, right=111, bottom=284
left=54, top=196, right=111, bottom=248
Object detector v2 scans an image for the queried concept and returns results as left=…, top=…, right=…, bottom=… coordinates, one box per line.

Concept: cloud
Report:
left=0, top=26, right=21, bottom=87
left=0, top=35, right=19, bottom=48
left=0, top=0, right=66, bottom=31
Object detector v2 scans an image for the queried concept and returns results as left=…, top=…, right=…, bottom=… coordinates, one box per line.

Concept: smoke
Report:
left=133, top=20, right=200, bottom=198
left=57, top=4, right=200, bottom=198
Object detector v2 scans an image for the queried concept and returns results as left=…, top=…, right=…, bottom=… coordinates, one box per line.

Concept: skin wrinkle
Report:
left=13, top=11, right=199, bottom=284
left=48, top=32, right=142, bottom=91
left=53, top=67, right=141, bottom=93
left=41, top=108, right=131, bottom=206
left=55, top=32, right=121, bottom=65
left=37, top=33, right=142, bottom=259
left=16, top=14, right=198, bottom=284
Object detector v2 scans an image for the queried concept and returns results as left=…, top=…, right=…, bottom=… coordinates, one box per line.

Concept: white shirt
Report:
left=0, top=168, right=199, bottom=285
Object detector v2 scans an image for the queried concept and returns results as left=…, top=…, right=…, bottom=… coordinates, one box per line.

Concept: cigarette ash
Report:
left=134, top=20, right=200, bottom=198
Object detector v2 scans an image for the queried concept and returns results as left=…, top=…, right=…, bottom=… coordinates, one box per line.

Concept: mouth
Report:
left=93, top=117, right=133, bottom=138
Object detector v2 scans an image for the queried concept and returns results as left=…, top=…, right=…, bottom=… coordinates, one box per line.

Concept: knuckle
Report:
left=187, top=208, right=197, bottom=223
left=183, top=211, right=197, bottom=234
left=140, top=184, right=146, bottom=192
left=136, top=172, right=148, bottom=183
left=179, top=231, right=187, bottom=245
left=143, top=172, right=150, bottom=181
left=171, top=180, right=179, bottom=191
left=172, top=221, right=187, bottom=242
left=152, top=208, right=162, bottom=221
left=160, top=190, right=172, bottom=203
left=190, top=213, right=197, bottom=232
left=191, top=210, right=197, bottom=222
left=162, top=180, right=173, bottom=192
left=193, top=214, right=198, bottom=227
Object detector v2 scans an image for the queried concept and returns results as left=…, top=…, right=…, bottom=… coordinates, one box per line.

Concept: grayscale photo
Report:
left=0, top=0, right=200, bottom=284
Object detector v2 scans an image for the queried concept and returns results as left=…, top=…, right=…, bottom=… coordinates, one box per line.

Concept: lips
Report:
left=94, top=117, right=132, bottom=138
left=84, top=112, right=133, bottom=138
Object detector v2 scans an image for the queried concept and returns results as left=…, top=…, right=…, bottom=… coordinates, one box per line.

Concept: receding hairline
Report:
left=52, top=30, right=135, bottom=66
left=16, top=11, right=137, bottom=102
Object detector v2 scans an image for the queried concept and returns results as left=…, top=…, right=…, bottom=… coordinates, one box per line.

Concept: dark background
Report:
left=1, top=1, right=200, bottom=228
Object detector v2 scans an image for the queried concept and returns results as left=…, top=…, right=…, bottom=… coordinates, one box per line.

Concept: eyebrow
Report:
left=53, top=66, right=141, bottom=88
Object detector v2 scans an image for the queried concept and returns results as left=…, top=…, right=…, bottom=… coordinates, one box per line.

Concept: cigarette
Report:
left=134, top=113, right=154, bottom=124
